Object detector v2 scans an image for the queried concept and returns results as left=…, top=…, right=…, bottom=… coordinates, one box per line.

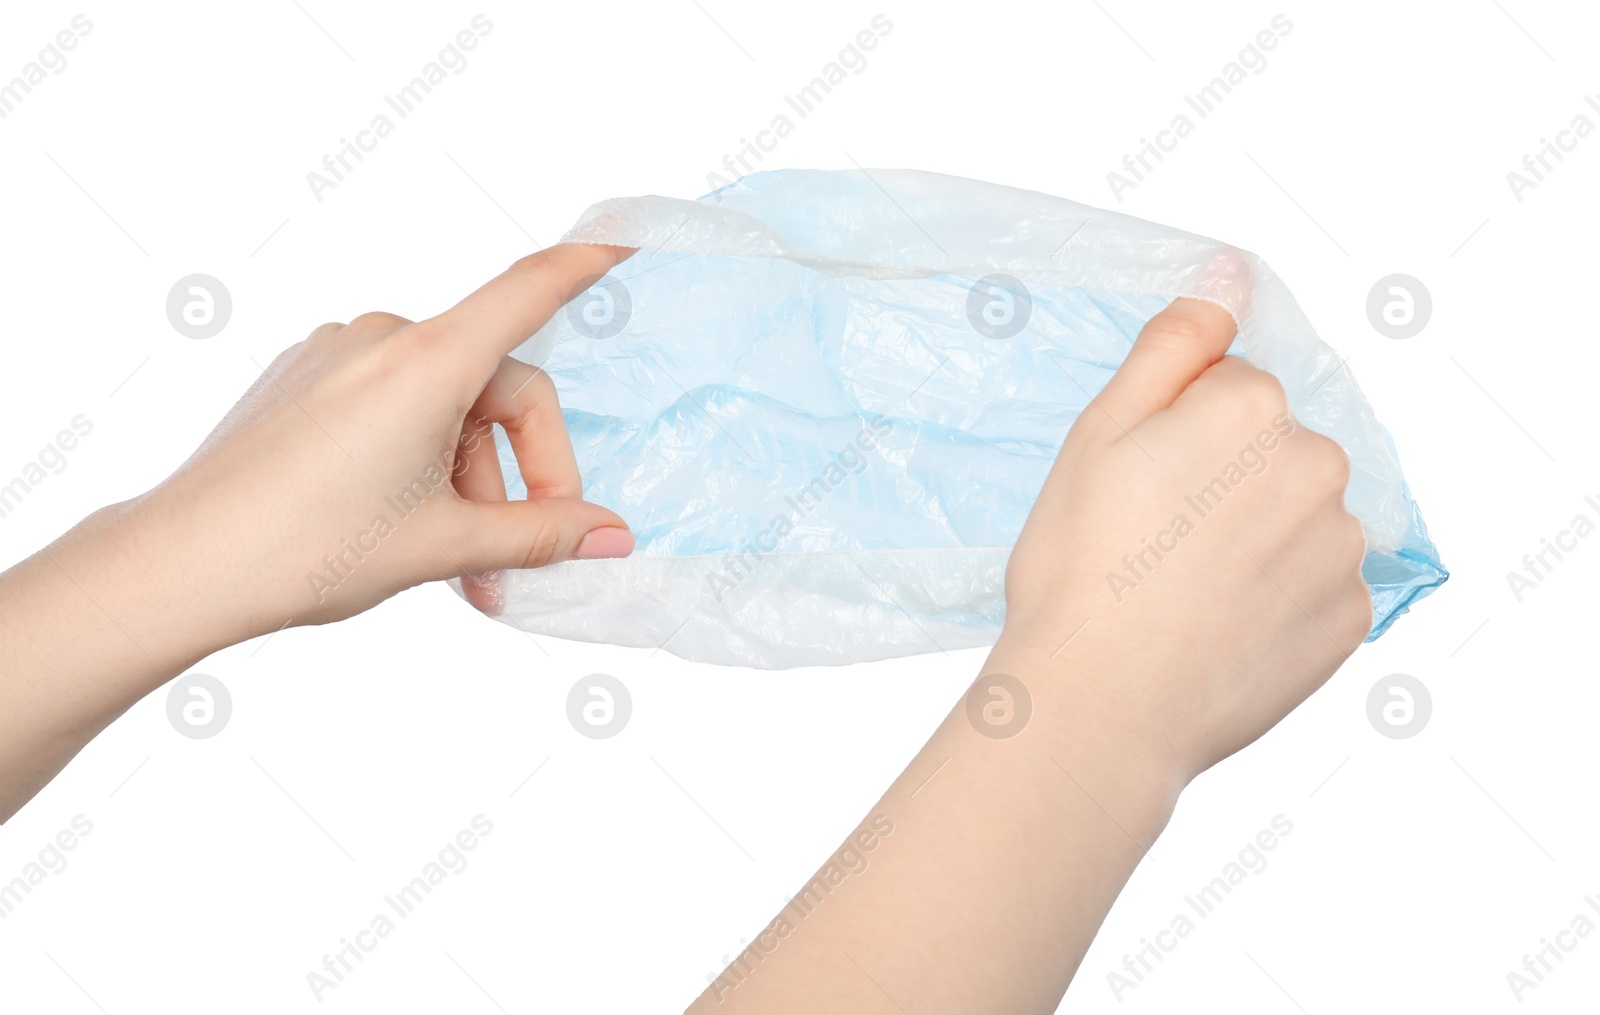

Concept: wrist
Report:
left=66, top=491, right=260, bottom=672
left=983, top=622, right=1189, bottom=841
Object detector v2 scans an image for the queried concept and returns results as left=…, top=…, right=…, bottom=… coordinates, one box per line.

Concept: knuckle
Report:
left=508, top=249, right=572, bottom=293
left=508, top=250, right=548, bottom=276
left=517, top=520, right=564, bottom=570
left=1235, top=368, right=1287, bottom=418
left=306, top=321, right=346, bottom=344
left=346, top=310, right=412, bottom=335
left=1339, top=579, right=1376, bottom=644
left=1341, top=514, right=1368, bottom=565
left=1312, top=435, right=1352, bottom=489
left=518, top=364, right=558, bottom=409
left=1142, top=314, right=1211, bottom=353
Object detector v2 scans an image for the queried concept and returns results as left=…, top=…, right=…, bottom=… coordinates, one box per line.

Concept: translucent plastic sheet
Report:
left=459, top=168, right=1446, bottom=668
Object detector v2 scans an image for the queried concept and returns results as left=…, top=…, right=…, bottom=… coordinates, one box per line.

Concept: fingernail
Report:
left=574, top=526, right=635, bottom=560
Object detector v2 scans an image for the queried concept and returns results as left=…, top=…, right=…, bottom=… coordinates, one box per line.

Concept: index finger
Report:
left=427, top=242, right=636, bottom=376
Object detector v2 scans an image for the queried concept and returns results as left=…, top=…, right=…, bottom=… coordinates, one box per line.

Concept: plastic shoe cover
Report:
left=459, top=168, right=1446, bottom=668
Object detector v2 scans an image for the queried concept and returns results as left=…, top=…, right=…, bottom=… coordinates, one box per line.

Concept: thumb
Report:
left=446, top=497, right=634, bottom=575
left=1080, top=246, right=1252, bottom=440
left=1085, top=297, right=1239, bottom=439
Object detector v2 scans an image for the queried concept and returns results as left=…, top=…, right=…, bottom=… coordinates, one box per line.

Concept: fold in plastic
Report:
left=459, top=168, right=1446, bottom=668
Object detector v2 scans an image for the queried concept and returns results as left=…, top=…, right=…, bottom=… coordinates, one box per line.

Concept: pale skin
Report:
left=0, top=243, right=1370, bottom=1010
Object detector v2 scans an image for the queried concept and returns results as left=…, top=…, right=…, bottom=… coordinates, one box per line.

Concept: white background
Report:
left=1, top=1, right=1595, bottom=1011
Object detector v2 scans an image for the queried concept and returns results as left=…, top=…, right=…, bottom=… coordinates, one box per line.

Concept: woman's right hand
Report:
left=994, top=294, right=1372, bottom=786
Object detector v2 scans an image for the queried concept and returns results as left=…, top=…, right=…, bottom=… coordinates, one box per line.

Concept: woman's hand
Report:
left=0, top=243, right=637, bottom=819
left=693, top=291, right=1373, bottom=1015
left=996, top=294, right=1372, bottom=785
left=142, top=243, right=639, bottom=639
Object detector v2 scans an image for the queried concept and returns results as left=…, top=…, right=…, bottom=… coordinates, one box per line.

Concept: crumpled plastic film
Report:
left=455, top=168, right=1446, bottom=668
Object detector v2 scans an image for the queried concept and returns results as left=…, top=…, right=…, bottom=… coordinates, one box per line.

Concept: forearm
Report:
left=0, top=493, right=239, bottom=820
left=690, top=627, right=1184, bottom=1013
left=0, top=245, right=644, bottom=823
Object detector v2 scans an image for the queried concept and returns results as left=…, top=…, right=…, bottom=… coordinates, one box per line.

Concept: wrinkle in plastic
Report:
left=459, top=169, right=1446, bottom=668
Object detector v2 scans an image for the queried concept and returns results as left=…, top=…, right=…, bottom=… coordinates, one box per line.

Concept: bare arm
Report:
left=0, top=255, right=1367, bottom=1011
left=0, top=244, right=639, bottom=821
left=690, top=297, right=1371, bottom=1012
